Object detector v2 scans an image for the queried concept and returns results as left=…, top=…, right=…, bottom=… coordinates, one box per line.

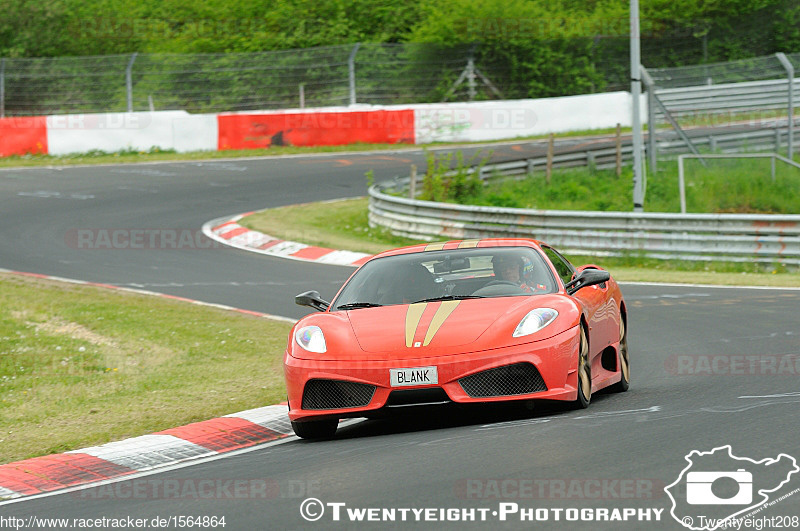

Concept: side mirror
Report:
left=565, top=269, right=610, bottom=296
left=295, top=290, right=330, bottom=312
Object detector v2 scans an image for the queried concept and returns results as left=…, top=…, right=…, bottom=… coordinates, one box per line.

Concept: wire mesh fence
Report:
left=1, top=44, right=507, bottom=115
left=0, top=39, right=762, bottom=117
left=642, top=52, right=800, bottom=169
left=647, top=53, right=800, bottom=90
left=1, top=54, right=133, bottom=116
left=0, top=41, right=797, bottom=118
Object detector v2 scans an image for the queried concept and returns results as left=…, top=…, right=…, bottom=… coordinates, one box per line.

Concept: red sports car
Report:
left=284, top=238, right=629, bottom=439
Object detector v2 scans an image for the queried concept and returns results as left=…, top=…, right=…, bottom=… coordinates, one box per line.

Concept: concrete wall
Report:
left=45, top=111, right=218, bottom=155
left=1, top=91, right=641, bottom=157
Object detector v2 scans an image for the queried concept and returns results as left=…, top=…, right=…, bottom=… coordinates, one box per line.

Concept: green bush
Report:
left=418, top=149, right=488, bottom=203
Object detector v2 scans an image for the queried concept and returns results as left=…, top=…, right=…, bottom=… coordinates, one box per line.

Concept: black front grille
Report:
left=459, top=363, right=547, bottom=398
left=301, top=379, right=376, bottom=410
left=385, top=388, right=451, bottom=407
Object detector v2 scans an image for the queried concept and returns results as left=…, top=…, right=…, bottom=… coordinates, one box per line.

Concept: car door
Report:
left=541, top=246, right=609, bottom=349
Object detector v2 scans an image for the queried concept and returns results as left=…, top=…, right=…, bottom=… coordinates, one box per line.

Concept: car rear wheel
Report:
left=612, top=316, right=630, bottom=392
left=291, top=418, right=338, bottom=440
left=574, top=325, right=591, bottom=409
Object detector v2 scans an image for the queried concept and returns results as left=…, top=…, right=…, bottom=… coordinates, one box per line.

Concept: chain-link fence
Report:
left=2, top=37, right=773, bottom=117
left=640, top=52, right=800, bottom=170
left=1, top=40, right=797, bottom=118
left=647, top=53, right=800, bottom=91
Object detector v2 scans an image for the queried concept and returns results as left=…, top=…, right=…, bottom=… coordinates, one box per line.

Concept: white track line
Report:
left=619, top=281, right=800, bottom=290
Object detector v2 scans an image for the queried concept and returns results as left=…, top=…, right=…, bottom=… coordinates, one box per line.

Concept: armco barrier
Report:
left=655, top=78, right=800, bottom=116
left=368, top=180, right=800, bottom=265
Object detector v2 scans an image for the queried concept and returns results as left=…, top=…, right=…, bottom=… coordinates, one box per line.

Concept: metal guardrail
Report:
left=654, top=78, right=800, bottom=116
left=658, top=124, right=796, bottom=156
left=368, top=157, right=800, bottom=264
left=382, top=122, right=796, bottom=178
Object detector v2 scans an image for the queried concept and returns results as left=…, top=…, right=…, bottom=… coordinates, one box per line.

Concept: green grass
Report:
left=449, top=156, right=800, bottom=214
left=241, top=197, right=800, bottom=285
left=0, top=273, right=292, bottom=464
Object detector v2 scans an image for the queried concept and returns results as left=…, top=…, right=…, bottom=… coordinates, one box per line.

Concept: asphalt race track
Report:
left=1, top=139, right=799, bottom=529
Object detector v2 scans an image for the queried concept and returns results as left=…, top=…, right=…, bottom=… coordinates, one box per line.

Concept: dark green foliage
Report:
left=1, top=0, right=798, bottom=114
left=2, top=0, right=797, bottom=62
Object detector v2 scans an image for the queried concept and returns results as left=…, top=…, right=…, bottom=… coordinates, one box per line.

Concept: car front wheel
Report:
left=574, top=325, right=591, bottom=409
left=291, top=418, right=338, bottom=440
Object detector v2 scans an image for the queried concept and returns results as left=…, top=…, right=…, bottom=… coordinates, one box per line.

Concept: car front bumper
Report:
left=284, top=326, right=581, bottom=422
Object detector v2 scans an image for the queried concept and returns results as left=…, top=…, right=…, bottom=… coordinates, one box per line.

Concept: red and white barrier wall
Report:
left=0, top=92, right=640, bottom=157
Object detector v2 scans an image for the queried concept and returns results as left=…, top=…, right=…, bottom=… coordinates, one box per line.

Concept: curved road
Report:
left=1, top=139, right=799, bottom=529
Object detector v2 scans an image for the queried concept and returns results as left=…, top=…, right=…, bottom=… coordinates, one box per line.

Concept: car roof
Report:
left=369, top=238, right=545, bottom=261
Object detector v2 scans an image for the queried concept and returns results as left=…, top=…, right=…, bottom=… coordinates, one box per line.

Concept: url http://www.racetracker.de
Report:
left=299, top=499, right=664, bottom=523
left=0, top=515, right=228, bottom=529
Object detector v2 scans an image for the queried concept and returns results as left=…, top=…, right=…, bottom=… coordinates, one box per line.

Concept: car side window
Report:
left=542, top=246, right=575, bottom=287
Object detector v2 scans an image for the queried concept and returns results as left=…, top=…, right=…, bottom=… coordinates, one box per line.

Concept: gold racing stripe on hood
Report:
left=405, top=303, right=427, bottom=347
left=422, top=300, right=461, bottom=346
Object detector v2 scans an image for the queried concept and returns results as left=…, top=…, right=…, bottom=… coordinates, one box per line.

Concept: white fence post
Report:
left=126, top=53, right=138, bottom=113
left=348, top=43, right=361, bottom=106
left=775, top=53, right=794, bottom=160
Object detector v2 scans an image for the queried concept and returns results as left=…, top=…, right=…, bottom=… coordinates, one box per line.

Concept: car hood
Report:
left=289, top=295, right=580, bottom=361
left=345, top=296, right=568, bottom=358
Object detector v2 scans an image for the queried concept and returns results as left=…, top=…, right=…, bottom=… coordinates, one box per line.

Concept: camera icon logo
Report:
left=686, top=469, right=752, bottom=505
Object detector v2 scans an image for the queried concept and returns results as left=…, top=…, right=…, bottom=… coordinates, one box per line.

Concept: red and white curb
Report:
left=0, top=269, right=298, bottom=501
left=0, top=406, right=293, bottom=501
left=202, top=212, right=371, bottom=267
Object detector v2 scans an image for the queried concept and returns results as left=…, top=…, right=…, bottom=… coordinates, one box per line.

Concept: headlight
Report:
left=295, top=325, right=327, bottom=353
left=513, top=308, right=559, bottom=338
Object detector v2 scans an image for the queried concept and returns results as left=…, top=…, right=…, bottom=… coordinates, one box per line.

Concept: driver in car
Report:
left=492, top=254, right=545, bottom=293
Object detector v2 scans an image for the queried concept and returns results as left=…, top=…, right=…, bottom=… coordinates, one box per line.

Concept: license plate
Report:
left=390, top=366, right=438, bottom=387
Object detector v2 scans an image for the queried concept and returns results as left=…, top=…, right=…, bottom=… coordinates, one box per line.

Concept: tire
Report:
left=574, top=325, right=591, bottom=409
left=291, top=418, right=338, bottom=440
left=612, top=315, right=630, bottom=392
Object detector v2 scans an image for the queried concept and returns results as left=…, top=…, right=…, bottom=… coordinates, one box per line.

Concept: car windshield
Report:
left=331, top=246, right=557, bottom=310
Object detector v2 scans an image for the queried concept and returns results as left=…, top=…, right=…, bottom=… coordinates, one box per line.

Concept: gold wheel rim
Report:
left=619, top=318, right=630, bottom=382
left=579, top=327, right=591, bottom=400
